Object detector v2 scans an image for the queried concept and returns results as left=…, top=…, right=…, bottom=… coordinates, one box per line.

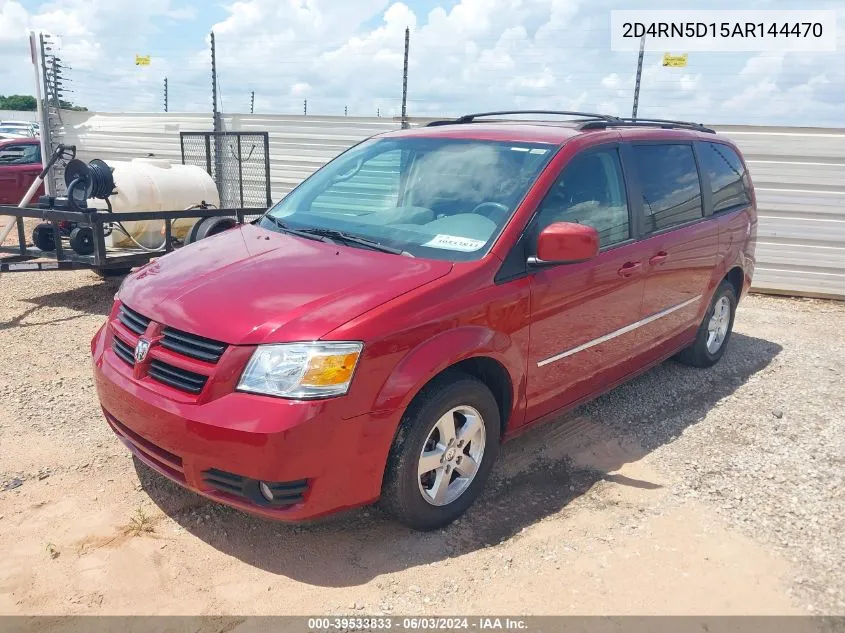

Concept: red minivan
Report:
left=91, top=111, right=757, bottom=530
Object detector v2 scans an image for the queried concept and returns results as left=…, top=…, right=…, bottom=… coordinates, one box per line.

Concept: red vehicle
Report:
left=0, top=138, right=43, bottom=205
left=91, top=111, right=757, bottom=530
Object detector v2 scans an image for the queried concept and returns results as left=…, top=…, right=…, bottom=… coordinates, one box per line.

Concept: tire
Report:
left=95, top=267, right=132, bottom=278
left=676, top=280, right=737, bottom=368
left=380, top=372, right=500, bottom=531
left=185, top=221, right=201, bottom=246
left=186, top=217, right=236, bottom=244
left=69, top=226, right=95, bottom=255
left=31, top=223, right=56, bottom=252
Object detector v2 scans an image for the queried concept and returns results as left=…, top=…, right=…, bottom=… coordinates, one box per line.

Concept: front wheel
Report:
left=676, top=280, right=737, bottom=368
left=381, top=373, right=500, bottom=531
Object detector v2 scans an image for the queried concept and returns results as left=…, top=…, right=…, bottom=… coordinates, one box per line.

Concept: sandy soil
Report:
left=0, top=270, right=842, bottom=615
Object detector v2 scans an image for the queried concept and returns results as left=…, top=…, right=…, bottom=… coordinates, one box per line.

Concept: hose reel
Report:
left=64, top=158, right=115, bottom=211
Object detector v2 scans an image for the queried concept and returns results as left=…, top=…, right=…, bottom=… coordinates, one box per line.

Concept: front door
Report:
left=524, top=145, right=647, bottom=425
left=0, top=143, right=42, bottom=205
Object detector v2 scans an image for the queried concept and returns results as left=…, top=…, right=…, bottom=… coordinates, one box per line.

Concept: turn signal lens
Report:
left=302, top=352, right=360, bottom=387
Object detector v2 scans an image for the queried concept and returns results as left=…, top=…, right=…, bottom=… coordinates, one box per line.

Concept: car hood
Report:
left=118, top=223, right=453, bottom=344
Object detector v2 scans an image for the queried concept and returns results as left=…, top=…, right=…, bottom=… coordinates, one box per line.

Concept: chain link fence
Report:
left=180, top=132, right=272, bottom=221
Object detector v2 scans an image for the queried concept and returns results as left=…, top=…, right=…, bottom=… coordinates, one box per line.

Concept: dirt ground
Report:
left=0, top=270, right=843, bottom=616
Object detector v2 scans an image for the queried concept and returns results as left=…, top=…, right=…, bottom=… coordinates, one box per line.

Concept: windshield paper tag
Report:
left=423, top=234, right=486, bottom=252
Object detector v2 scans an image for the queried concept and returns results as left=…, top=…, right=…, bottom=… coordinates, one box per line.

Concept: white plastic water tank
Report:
left=89, top=158, right=221, bottom=249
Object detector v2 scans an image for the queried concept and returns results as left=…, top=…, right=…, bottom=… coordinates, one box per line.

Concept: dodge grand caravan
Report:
left=91, top=111, right=757, bottom=531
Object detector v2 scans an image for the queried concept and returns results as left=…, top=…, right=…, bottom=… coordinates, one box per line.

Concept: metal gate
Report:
left=180, top=132, right=272, bottom=218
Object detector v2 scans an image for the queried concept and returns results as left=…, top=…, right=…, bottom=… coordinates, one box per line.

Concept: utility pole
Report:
left=250, top=90, right=254, bottom=114
left=164, top=77, right=168, bottom=112
left=632, top=34, right=645, bottom=119
left=401, top=26, right=410, bottom=128
left=29, top=33, right=47, bottom=175
left=211, top=31, right=220, bottom=127
left=38, top=32, right=63, bottom=195
left=304, top=99, right=307, bottom=116
left=38, top=34, right=50, bottom=112
left=210, top=31, right=224, bottom=198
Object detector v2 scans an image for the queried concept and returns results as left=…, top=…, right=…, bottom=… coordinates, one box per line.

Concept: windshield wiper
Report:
left=264, top=216, right=414, bottom=257
left=294, top=227, right=414, bottom=257
left=264, top=215, right=337, bottom=244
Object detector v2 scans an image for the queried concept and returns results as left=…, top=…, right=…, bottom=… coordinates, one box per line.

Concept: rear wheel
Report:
left=381, top=373, right=499, bottom=531
left=676, top=280, right=737, bottom=368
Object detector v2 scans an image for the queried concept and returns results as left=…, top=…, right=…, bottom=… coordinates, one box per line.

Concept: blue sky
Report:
left=0, top=0, right=842, bottom=125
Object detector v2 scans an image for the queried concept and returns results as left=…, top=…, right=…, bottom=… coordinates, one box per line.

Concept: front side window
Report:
left=263, top=137, right=555, bottom=261
left=698, top=142, right=751, bottom=213
left=534, top=148, right=631, bottom=248
left=633, top=144, right=703, bottom=232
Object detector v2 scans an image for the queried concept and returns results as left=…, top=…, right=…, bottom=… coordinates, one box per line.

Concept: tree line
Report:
left=0, top=94, right=87, bottom=111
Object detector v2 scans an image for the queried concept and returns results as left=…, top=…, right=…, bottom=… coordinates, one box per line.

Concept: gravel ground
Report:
left=574, top=294, right=845, bottom=613
left=0, top=270, right=843, bottom=615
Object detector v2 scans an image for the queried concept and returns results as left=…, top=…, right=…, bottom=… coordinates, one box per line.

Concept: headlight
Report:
left=237, top=342, right=363, bottom=399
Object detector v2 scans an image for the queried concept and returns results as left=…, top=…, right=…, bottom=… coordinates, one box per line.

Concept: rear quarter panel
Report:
left=713, top=139, right=758, bottom=302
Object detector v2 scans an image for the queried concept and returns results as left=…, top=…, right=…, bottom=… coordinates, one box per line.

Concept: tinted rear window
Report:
left=698, top=142, right=751, bottom=213
left=633, top=144, right=703, bottom=232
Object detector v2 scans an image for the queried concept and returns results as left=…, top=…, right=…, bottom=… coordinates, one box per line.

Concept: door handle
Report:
left=617, top=261, right=642, bottom=277
left=649, top=251, right=668, bottom=266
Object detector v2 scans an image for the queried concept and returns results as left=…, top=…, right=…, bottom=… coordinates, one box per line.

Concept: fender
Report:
left=699, top=255, right=747, bottom=321
left=372, top=325, right=526, bottom=425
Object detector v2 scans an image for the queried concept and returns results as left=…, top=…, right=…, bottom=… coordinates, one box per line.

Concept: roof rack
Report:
left=425, top=110, right=621, bottom=127
left=578, top=117, right=716, bottom=134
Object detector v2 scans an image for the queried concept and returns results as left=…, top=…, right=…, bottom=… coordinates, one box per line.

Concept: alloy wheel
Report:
left=706, top=295, right=732, bottom=354
left=417, top=406, right=486, bottom=506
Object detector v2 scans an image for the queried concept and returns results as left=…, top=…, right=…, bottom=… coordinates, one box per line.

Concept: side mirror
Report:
left=529, top=222, right=599, bottom=266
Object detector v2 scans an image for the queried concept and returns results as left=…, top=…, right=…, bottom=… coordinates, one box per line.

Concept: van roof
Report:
left=380, top=110, right=722, bottom=147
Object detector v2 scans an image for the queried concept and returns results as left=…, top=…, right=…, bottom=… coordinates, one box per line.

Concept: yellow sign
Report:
left=662, top=53, right=688, bottom=67
left=135, top=54, right=151, bottom=66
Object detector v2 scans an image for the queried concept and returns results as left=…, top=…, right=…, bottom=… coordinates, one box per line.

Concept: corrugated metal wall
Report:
left=59, top=111, right=401, bottom=202
left=713, top=125, right=845, bottom=299
left=0, top=110, right=39, bottom=122
left=60, top=111, right=213, bottom=164
left=225, top=114, right=402, bottom=201
left=45, top=111, right=845, bottom=298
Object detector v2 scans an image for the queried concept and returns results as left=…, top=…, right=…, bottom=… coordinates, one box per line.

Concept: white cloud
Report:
left=0, top=1, right=28, bottom=45
left=0, top=0, right=842, bottom=126
left=601, top=73, right=620, bottom=89
left=291, top=82, right=311, bottom=97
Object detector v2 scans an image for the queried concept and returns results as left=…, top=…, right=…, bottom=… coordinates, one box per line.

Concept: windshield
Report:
left=261, top=136, right=556, bottom=261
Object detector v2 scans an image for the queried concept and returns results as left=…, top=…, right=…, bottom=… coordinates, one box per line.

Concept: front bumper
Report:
left=91, top=324, right=400, bottom=521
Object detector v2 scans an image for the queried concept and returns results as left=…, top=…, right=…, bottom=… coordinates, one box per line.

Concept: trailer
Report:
left=0, top=205, right=266, bottom=275
left=0, top=144, right=266, bottom=275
